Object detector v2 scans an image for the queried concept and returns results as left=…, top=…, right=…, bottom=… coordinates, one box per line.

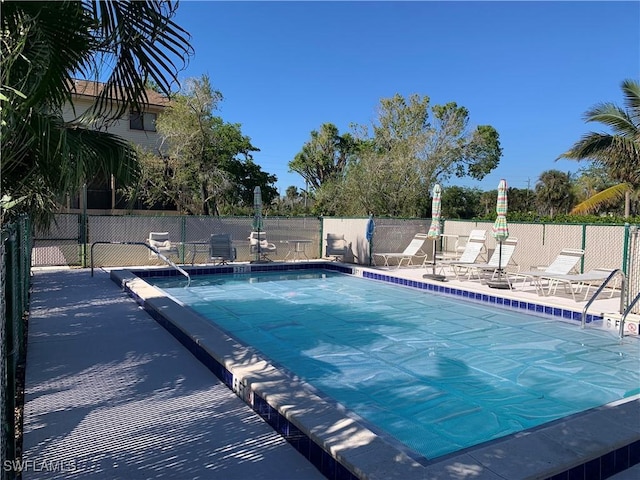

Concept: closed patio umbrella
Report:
left=488, top=179, right=510, bottom=288
left=366, top=213, right=375, bottom=266
left=427, top=184, right=441, bottom=240
left=423, top=184, right=446, bottom=281
left=253, top=186, right=263, bottom=261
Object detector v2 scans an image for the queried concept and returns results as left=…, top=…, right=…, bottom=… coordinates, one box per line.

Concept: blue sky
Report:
left=172, top=1, right=639, bottom=195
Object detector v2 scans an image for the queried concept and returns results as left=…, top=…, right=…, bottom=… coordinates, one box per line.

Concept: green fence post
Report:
left=80, top=184, right=88, bottom=267
left=4, top=229, right=17, bottom=466
left=319, top=216, right=324, bottom=260
left=180, top=216, right=187, bottom=264
left=581, top=223, right=587, bottom=273
left=622, top=223, right=630, bottom=276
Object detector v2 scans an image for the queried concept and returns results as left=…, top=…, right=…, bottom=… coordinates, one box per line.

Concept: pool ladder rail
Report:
left=581, top=268, right=636, bottom=339
left=90, top=241, right=191, bottom=287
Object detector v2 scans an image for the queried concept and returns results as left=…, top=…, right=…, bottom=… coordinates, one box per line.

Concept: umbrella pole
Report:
left=488, top=241, right=510, bottom=289
left=422, top=238, right=447, bottom=282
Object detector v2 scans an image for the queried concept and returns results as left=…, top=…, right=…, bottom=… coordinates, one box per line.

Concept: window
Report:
left=129, top=111, right=157, bottom=132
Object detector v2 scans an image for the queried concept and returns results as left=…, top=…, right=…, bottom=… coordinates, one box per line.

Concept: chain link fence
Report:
left=1, top=216, right=32, bottom=479
left=31, top=214, right=81, bottom=267
left=33, top=214, right=323, bottom=268
left=30, top=214, right=637, bottom=283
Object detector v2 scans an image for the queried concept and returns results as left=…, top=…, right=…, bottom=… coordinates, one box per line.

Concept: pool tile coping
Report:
left=111, top=262, right=640, bottom=480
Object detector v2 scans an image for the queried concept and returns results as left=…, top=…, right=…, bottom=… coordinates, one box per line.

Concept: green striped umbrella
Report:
left=492, top=179, right=509, bottom=271
left=252, top=186, right=263, bottom=231
left=253, top=186, right=263, bottom=262
left=427, top=184, right=442, bottom=272
left=427, top=184, right=441, bottom=239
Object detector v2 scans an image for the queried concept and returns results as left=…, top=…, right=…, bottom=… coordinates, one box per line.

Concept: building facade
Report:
left=62, top=79, right=171, bottom=212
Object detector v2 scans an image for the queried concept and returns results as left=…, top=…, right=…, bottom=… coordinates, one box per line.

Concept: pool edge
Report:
left=111, top=264, right=640, bottom=480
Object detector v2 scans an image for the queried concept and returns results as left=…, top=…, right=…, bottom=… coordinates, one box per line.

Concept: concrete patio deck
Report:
left=21, top=267, right=325, bottom=479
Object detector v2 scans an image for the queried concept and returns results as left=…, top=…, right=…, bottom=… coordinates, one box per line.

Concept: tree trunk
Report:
left=201, top=182, right=209, bottom=216
left=625, top=190, right=630, bottom=218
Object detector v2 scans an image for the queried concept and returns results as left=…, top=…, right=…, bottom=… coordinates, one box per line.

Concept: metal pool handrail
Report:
left=581, top=269, right=624, bottom=330
left=619, top=291, right=640, bottom=339
left=90, top=241, right=191, bottom=287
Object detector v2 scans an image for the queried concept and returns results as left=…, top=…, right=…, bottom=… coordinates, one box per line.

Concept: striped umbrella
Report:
left=427, top=184, right=441, bottom=269
left=427, top=184, right=442, bottom=239
left=492, top=179, right=509, bottom=272
left=252, top=186, right=263, bottom=231
left=253, top=186, right=263, bottom=261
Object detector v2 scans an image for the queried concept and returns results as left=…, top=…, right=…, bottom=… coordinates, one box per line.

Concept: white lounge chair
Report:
left=249, top=231, right=277, bottom=261
left=528, top=268, right=621, bottom=301
left=210, top=233, right=236, bottom=265
left=434, top=229, right=487, bottom=274
left=147, top=231, right=180, bottom=260
left=513, top=248, right=585, bottom=295
left=374, top=233, right=430, bottom=268
left=451, top=237, right=518, bottom=282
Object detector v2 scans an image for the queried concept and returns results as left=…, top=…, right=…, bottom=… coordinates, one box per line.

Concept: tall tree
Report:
left=288, top=123, right=359, bottom=190
left=559, top=79, right=640, bottom=217
left=338, top=94, right=502, bottom=216
left=127, top=76, right=266, bottom=215
left=218, top=158, right=277, bottom=214
left=440, top=186, right=483, bottom=219
left=507, top=187, right=536, bottom=214
left=571, top=164, right=620, bottom=212
left=535, top=170, right=575, bottom=217
left=1, top=0, right=193, bottom=226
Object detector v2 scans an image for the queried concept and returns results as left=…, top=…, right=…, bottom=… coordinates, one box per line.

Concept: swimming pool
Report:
left=147, top=269, right=640, bottom=462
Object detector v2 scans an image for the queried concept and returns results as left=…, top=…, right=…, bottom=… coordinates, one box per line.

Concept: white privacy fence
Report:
left=323, top=216, right=638, bottom=312
left=324, top=217, right=628, bottom=272
left=626, top=226, right=640, bottom=314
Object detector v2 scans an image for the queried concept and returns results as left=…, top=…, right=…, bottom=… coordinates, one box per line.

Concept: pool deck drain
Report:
left=22, top=265, right=640, bottom=480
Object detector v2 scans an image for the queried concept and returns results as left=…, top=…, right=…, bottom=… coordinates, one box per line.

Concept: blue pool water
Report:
left=150, top=270, right=640, bottom=460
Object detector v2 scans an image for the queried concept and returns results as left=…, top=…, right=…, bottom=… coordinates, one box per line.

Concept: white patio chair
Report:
left=512, top=248, right=585, bottom=295
left=249, top=231, right=277, bottom=261
left=434, top=229, right=487, bottom=274
left=147, top=232, right=180, bottom=260
left=452, top=237, right=519, bottom=282
left=373, top=233, right=430, bottom=268
left=526, top=268, right=621, bottom=301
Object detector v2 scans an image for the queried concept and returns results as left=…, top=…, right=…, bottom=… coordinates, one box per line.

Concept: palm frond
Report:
left=3, top=111, right=140, bottom=199
left=622, top=79, right=640, bottom=127
left=85, top=0, right=193, bottom=121
left=1, top=1, right=94, bottom=110
left=35, top=116, right=141, bottom=192
left=570, top=183, right=632, bottom=215
left=559, top=132, right=623, bottom=161
left=583, top=103, right=636, bottom=137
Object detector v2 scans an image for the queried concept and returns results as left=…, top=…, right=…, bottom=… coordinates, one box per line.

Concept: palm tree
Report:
left=1, top=1, right=193, bottom=226
left=535, top=170, right=575, bottom=217
left=559, top=79, right=640, bottom=217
